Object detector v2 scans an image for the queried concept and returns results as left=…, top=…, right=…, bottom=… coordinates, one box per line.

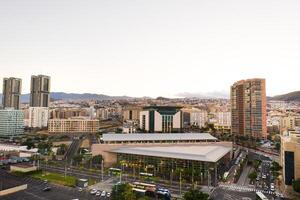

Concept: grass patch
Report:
left=32, top=171, right=76, bottom=187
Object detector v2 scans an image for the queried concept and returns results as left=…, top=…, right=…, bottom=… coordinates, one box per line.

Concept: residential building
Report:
left=0, top=109, right=24, bottom=137
left=281, top=130, right=300, bottom=190
left=190, top=109, right=208, bottom=128
left=2, top=77, right=22, bottom=109
left=122, top=106, right=142, bottom=122
left=30, top=75, right=50, bottom=107
left=280, top=116, right=296, bottom=133
left=49, top=108, right=89, bottom=119
left=24, top=107, right=49, bottom=128
left=48, top=118, right=99, bottom=134
left=139, top=106, right=182, bottom=133
left=231, top=78, right=267, bottom=139
left=212, top=112, right=231, bottom=132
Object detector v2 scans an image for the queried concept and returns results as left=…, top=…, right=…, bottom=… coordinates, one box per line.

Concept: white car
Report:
left=106, top=192, right=111, bottom=198
left=90, top=189, right=97, bottom=195
left=95, top=191, right=101, bottom=196
left=101, top=191, right=106, bottom=197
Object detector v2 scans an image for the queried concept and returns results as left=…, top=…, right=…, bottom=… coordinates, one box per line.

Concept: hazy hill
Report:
left=270, top=91, right=300, bottom=101
left=0, top=92, right=132, bottom=103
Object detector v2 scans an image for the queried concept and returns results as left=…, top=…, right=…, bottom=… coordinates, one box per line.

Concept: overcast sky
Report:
left=1, top=0, right=300, bottom=98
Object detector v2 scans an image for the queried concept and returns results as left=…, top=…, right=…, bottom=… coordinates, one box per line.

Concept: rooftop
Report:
left=102, top=133, right=217, bottom=142
left=109, top=145, right=231, bottom=162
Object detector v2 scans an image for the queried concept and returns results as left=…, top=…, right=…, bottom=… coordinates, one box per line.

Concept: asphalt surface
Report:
left=0, top=169, right=110, bottom=200
left=65, top=138, right=81, bottom=165
left=211, top=187, right=256, bottom=200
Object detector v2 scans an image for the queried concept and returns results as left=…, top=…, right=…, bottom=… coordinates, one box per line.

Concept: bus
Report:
left=256, top=191, right=268, bottom=200
left=130, top=182, right=156, bottom=191
left=109, top=167, right=121, bottom=175
left=140, top=172, right=153, bottom=177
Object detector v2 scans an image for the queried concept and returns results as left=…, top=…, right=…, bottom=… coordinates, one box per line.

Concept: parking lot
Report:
left=0, top=169, right=111, bottom=200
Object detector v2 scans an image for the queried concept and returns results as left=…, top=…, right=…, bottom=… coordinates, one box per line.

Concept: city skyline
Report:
left=1, top=0, right=300, bottom=97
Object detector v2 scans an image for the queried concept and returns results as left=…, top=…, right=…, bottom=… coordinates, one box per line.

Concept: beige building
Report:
left=281, top=130, right=300, bottom=189
left=122, top=106, right=142, bottom=122
left=50, top=108, right=89, bottom=119
left=280, top=115, right=300, bottom=134
left=48, top=118, right=99, bottom=134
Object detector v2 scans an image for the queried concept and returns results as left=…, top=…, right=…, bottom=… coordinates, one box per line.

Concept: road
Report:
left=41, top=164, right=212, bottom=198
left=65, top=138, right=81, bottom=165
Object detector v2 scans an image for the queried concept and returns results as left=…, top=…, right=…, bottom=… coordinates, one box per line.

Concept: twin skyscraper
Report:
left=2, top=75, right=51, bottom=109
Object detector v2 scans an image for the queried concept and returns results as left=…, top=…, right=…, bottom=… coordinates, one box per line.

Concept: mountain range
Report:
left=0, top=91, right=299, bottom=103
left=269, top=91, right=300, bottom=102
left=0, top=92, right=133, bottom=103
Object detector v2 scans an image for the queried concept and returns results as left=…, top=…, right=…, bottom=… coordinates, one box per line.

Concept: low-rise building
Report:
left=48, top=118, right=99, bottom=134
left=91, top=133, right=232, bottom=186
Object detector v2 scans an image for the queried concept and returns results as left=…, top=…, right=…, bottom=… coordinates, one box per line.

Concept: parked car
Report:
left=42, top=187, right=51, bottom=192
left=95, top=191, right=101, bottom=196
left=101, top=191, right=106, bottom=197
left=90, top=189, right=97, bottom=195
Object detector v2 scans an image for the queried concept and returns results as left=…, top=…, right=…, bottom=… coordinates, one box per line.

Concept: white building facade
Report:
left=25, top=107, right=49, bottom=128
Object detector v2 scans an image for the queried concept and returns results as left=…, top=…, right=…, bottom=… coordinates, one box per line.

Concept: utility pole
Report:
left=101, top=159, right=104, bottom=182
left=179, top=170, right=182, bottom=196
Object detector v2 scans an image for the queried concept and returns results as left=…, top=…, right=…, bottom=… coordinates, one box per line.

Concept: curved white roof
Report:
left=109, top=145, right=231, bottom=162
left=102, top=133, right=217, bottom=142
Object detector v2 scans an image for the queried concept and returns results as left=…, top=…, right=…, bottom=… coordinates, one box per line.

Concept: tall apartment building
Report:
left=139, top=106, right=182, bottom=133
left=30, top=75, right=50, bottom=107
left=281, top=130, right=300, bottom=189
left=2, top=77, right=22, bottom=109
left=0, top=108, right=24, bottom=137
left=231, top=79, right=267, bottom=139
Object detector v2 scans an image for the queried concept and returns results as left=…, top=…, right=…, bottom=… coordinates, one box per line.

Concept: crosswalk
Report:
left=219, top=183, right=281, bottom=196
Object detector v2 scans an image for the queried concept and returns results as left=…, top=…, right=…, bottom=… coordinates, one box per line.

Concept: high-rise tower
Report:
left=231, top=78, right=267, bottom=139
left=2, top=77, right=22, bottom=109
left=30, top=75, right=51, bottom=107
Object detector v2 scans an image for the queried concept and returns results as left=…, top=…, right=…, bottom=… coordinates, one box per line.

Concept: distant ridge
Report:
left=0, top=92, right=133, bottom=103
left=269, top=91, right=300, bottom=102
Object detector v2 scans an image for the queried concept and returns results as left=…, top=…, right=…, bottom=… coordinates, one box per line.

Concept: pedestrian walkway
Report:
left=219, top=183, right=281, bottom=196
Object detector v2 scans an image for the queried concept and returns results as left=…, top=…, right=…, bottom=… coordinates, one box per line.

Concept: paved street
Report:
left=211, top=187, right=256, bottom=200
left=237, top=166, right=251, bottom=186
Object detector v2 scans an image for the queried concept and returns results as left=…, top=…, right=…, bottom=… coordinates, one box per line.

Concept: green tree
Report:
left=183, top=189, right=210, bottom=200
left=72, top=154, right=84, bottom=166
left=92, top=155, right=103, bottom=165
left=270, top=161, right=282, bottom=172
left=248, top=171, right=257, bottom=184
left=111, top=183, right=136, bottom=200
left=293, top=179, right=300, bottom=193
left=275, top=142, right=280, bottom=151
left=22, top=139, right=35, bottom=150
left=57, top=144, right=68, bottom=155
